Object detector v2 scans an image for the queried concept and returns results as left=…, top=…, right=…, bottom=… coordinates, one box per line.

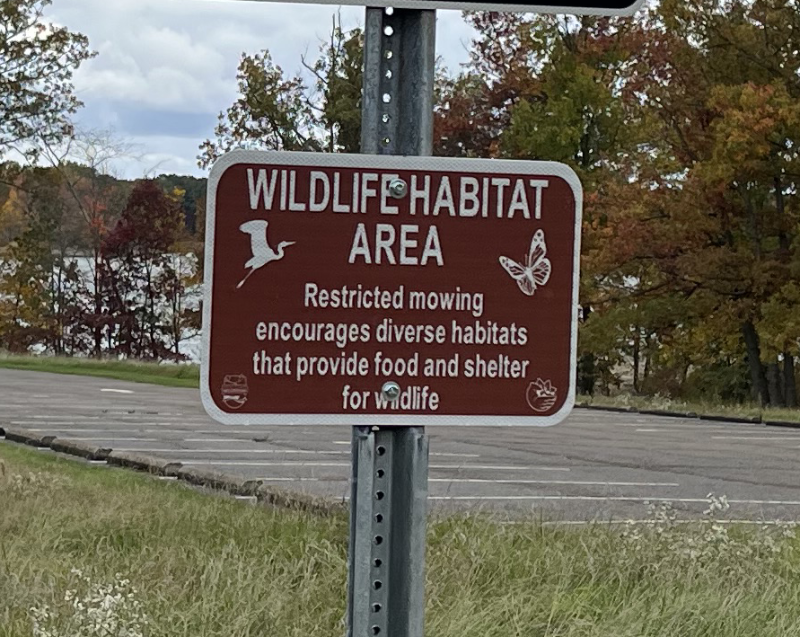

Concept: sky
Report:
left=43, top=0, right=477, bottom=179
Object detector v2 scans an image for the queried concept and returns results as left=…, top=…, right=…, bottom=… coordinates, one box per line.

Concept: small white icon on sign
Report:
left=526, top=378, right=557, bottom=413
left=237, top=220, right=295, bottom=289
left=221, top=374, right=249, bottom=410
left=499, top=229, right=552, bottom=296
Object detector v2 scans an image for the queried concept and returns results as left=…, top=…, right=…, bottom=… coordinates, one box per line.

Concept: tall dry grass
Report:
left=1, top=444, right=799, bottom=637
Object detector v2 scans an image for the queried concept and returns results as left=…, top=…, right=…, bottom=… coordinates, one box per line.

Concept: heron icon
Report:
left=236, top=220, right=295, bottom=289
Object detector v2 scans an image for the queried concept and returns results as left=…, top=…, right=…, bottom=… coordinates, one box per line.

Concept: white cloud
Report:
left=43, top=0, right=476, bottom=177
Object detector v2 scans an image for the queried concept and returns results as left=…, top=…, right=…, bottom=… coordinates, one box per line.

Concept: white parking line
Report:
left=179, top=461, right=569, bottom=471
left=55, top=437, right=162, bottom=442
left=21, top=414, right=101, bottom=419
left=17, top=423, right=201, bottom=428
left=12, top=423, right=107, bottom=428
left=23, top=428, right=148, bottom=433
left=183, top=438, right=251, bottom=443
left=431, top=464, right=570, bottom=472
left=100, top=389, right=134, bottom=394
left=183, top=461, right=349, bottom=467
left=541, top=519, right=800, bottom=526
left=431, top=452, right=481, bottom=458
left=255, top=477, right=328, bottom=482
left=113, top=448, right=349, bottom=455
left=429, top=479, right=679, bottom=486
left=713, top=436, right=800, bottom=441
left=329, top=439, right=478, bottom=457
left=429, top=496, right=800, bottom=505
left=617, top=423, right=754, bottom=429
left=247, top=477, right=679, bottom=487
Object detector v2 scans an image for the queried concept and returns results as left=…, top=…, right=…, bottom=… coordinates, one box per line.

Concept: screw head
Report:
left=388, top=179, right=407, bottom=199
left=381, top=381, right=401, bottom=401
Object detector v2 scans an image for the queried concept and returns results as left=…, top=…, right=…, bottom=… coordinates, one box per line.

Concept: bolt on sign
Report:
left=201, top=151, right=582, bottom=426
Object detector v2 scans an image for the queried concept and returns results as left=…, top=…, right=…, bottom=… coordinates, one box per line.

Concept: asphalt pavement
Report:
left=2, top=368, right=799, bottom=522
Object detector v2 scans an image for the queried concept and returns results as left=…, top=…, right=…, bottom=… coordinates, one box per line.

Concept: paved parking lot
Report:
left=2, top=368, right=800, bottom=522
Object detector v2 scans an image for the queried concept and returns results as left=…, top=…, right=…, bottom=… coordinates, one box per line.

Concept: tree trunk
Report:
left=741, top=321, right=768, bottom=406
left=767, top=361, right=785, bottom=408
left=632, top=328, right=640, bottom=393
left=784, top=352, right=798, bottom=409
left=93, top=249, right=103, bottom=358
left=577, top=304, right=597, bottom=396
left=775, top=176, right=790, bottom=254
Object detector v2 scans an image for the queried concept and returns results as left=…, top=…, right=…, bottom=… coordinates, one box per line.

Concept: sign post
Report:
left=348, top=9, right=435, bottom=637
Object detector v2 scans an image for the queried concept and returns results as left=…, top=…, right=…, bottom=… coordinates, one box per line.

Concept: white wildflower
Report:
left=29, top=571, right=147, bottom=637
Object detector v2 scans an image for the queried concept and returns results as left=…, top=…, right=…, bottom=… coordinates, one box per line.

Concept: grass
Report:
left=578, top=392, right=800, bottom=424
left=0, top=354, right=199, bottom=388
left=2, top=443, right=800, bottom=637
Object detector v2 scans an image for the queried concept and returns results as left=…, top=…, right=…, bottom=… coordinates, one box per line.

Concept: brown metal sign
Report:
left=201, top=151, right=582, bottom=426
left=240, top=0, right=643, bottom=17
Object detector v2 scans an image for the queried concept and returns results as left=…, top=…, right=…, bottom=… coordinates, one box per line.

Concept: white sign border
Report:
left=201, top=150, right=583, bottom=426
left=232, top=0, right=644, bottom=16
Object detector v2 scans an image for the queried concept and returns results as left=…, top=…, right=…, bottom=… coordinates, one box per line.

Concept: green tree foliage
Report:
left=198, top=18, right=363, bottom=168
left=304, top=17, right=363, bottom=153
left=0, top=0, right=94, bottom=157
left=156, top=174, right=206, bottom=234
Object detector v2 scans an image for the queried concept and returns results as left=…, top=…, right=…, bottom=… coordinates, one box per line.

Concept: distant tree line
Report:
left=0, top=163, right=205, bottom=360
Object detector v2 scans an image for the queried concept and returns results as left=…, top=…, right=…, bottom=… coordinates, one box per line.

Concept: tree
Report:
left=434, top=13, right=538, bottom=159
left=198, top=19, right=363, bottom=168
left=0, top=166, right=92, bottom=354
left=39, top=129, right=133, bottom=357
left=582, top=0, right=800, bottom=406
left=303, top=16, right=363, bottom=153
left=0, top=0, right=94, bottom=158
left=156, top=174, right=206, bottom=235
left=198, top=51, right=320, bottom=168
left=100, top=181, right=186, bottom=360
left=447, top=14, right=645, bottom=394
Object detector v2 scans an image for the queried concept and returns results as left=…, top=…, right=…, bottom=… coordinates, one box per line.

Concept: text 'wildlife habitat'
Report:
left=201, top=152, right=582, bottom=426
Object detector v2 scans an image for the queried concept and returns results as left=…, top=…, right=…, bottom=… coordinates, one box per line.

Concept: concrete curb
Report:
left=3, top=427, right=54, bottom=447
left=637, top=409, right=698, bottom=419
left=576, top=403, right=635, bottom=413
left=578, top=404, right=797, bottom=428
left=107, top=451, right=183, bottom=476
left=763, top=420, right=800, bottom=430
left=1, top=427, right=344, bottom=517
left=698, top=414, right=762, bottom=424
left=50, top=439, right=111, bottom=461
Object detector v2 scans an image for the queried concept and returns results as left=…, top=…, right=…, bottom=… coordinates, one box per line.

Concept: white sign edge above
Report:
left=232, top=0, right=644, bottom=16
left=200, top=150, right=583, bottom=427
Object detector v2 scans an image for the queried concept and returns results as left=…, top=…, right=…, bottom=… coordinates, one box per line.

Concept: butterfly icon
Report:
left=499, top=229, right=552, bottom=296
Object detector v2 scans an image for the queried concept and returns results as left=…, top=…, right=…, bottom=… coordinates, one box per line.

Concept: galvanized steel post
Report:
left=347, top=7, right=435, bottom=637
